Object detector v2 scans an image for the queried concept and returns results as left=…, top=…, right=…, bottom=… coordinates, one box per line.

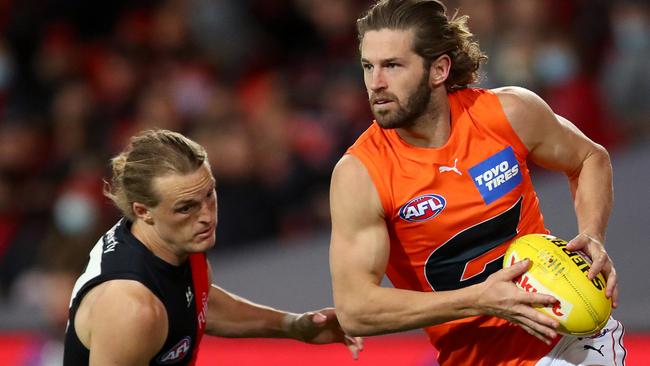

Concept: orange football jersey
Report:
left=347, top=88, right=559, bottom=365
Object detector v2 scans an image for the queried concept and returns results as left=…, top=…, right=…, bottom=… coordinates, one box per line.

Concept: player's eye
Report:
left=175, top=203, right=197, bottom=214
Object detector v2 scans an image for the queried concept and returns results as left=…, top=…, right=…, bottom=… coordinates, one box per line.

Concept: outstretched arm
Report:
left=496, top=86, right=617, bottom=307
left=329, top=154, right=559, bottom=343
left=205, top=269, right=362, bottom=358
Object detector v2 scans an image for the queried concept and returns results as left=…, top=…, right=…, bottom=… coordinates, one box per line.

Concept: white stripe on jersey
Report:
left=68, top=221, right=121, bottom=307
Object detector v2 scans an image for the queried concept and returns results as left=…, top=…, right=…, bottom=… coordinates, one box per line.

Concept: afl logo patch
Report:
left=158, top=336, right=192, bottom=364
left=399, top=194, right=446, bottom=222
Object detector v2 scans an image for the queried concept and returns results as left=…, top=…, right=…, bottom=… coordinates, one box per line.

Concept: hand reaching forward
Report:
left=566, top=233, right=618, bottom=308
left=476, top=259, right=560, bottom=345
left=288, top=308, right=364, bottom=359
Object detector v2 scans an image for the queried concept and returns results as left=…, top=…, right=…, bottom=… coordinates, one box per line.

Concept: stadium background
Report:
left=0, top=0, right=647, bottom=364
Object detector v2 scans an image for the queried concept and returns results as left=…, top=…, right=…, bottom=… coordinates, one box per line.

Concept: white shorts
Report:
left=536, top=317, right=627, bottom=366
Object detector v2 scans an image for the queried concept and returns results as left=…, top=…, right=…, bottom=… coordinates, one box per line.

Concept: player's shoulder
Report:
left=493, top=86, right=539, bottom=104
left=80, top=280, right=168, bottom=362
left=332, top=154, right=370, bottom=184
left=331, top=154, right=379, bottom=202
left=492, top=86, right=549, bottom=113
left=91, top=279, right=166, bottom=323
left=331, top=154, right=385, bottom=220
left=492, top=86, right=555, bottom=126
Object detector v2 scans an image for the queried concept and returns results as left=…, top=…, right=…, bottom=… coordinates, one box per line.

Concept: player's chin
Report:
left=191, top=235, right=216, bottom=251
left=372, top=105, right=393, bottom=117
left=375, top=116, right=402, bottom=130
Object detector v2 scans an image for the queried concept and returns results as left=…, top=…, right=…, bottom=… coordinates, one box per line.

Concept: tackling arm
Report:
left=204, top=282, right=296, bottom=339
left=204, top=263, right=363, bottom=358
left=329, top=154, right=559, bottom=341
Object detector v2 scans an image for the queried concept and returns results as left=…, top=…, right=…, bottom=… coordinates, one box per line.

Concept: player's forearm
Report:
left=334, top=283, right=481, bottom=336
left=568, top=144, right=613, bottom=241
left=204, top=285, right=295, bottom=339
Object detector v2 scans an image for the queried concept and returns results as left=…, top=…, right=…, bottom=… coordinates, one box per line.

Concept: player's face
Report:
left=148, top=163, right=218, bottom=256
left=361, top=29, right=432, bottom=129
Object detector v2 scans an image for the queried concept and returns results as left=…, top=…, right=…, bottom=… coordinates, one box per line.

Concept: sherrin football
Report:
left=503, top=233, right=611, bottom=336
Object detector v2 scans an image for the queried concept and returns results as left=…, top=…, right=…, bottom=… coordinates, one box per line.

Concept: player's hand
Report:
left=290, top=308, right=363, bottom=359
left=476, top=259, right=559, bottom=345
left=566, top=233, right=618, bottom=308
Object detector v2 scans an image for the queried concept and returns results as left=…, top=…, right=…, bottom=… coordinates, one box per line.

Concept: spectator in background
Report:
left=0, top=39, right=13, bottom=113
left=0, top=119, right=52, bottom=297
left=534, top=35, right=622, bottom=150
left=601, top=0, right=650, bottom=141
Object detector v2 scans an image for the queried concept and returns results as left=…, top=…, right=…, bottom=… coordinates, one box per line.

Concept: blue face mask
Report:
left=0, top=53, right=12, bottom=90
left=613, top=17, right=648, bottom=52
left=534, top=45, right=578, bottom=86
left=54, top=192, right=98, bottom=235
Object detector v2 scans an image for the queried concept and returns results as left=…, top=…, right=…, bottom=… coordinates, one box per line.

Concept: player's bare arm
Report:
left=329, top=154, right=559, bottom=343
left=75, top=280, right=168, bottom=366
left=204, top=283, right=293, bottom=338
left=204, top=265, right=362, bottom=358
left=496, top=87, right=618, bottom=307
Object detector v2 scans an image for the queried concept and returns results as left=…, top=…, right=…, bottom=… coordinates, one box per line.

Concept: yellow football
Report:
left=503, top=233, right=612, bottom=336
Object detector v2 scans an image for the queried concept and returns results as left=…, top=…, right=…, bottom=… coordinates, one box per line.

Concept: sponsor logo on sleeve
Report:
left=469, top=147, right=522, bottom=205
left=398, top=194, right=446, bottom=222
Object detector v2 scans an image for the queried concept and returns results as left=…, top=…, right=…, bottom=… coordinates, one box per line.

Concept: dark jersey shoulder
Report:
left=63, top=219, right=205, bottom=365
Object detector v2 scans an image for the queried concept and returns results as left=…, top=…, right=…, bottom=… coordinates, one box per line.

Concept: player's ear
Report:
left=429, top=54, right=451, bottom=87
left=133, top=202, right=154, bottom=225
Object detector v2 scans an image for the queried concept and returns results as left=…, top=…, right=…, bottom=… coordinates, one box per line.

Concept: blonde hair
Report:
left=357, top=0, right=487, bottom=91
left=104, top=129, right=207, bottom=220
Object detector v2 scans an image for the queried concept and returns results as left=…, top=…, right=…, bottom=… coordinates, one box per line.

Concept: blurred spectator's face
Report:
left=361, top=29, right=432, bottom=129
left=142, top=163, right=217, bottom=255
left=0, top=123, right=45, bottom=173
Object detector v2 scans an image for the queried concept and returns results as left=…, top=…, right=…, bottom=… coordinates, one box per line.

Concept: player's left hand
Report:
left=291, top=308, right=364, bottom=359
left=566, top=233, right=618, bottom=308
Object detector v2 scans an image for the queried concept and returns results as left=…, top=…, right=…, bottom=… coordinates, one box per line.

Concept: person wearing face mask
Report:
left=602, top=1, right=650, bottom=140
left=533, top=36, right=621, bottom=150
left=329, top=1, right=625, bottom=365
left=63, top=129, right=362, bottom=365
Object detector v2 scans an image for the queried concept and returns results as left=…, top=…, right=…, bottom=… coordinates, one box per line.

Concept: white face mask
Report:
left=54, top=192, right=98, bottom=235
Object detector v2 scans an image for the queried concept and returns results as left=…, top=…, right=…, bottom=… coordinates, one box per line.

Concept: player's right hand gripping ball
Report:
left=503, top=233, right=612, bottom=336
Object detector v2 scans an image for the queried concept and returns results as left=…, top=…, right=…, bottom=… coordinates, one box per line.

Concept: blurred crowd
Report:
left=0, top=0, right=647, bottom=340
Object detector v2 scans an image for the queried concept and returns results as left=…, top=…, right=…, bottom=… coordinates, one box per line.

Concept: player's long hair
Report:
left=104, top=129, right=207, bottom=220
left=357, top=0, right=487, bottom=91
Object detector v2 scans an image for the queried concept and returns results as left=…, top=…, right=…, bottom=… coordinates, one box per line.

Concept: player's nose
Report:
left=369, top=69, right=387, bottom=91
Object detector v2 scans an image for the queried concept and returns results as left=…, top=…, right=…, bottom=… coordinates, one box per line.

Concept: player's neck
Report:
left=131, top=220, right=188, bottom=266
left=396, top=89, right=450, bottom=148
